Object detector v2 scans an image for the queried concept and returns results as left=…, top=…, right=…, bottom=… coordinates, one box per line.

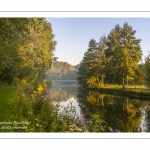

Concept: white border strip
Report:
left=0, top=133, right=150, bottom=139
left=0, top=12, right=150, bottom=18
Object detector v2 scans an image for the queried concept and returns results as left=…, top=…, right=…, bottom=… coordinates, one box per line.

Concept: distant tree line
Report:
left=47, top=61, right=78, bottom=80
left=77, top=22, right=150, bottom=89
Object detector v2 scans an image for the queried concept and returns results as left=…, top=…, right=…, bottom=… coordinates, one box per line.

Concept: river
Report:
left=47, top=82, right=150, bottom=132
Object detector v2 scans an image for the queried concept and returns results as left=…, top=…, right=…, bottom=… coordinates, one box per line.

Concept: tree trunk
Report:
left=126, top=79, right=128, bottom=88
left=122, top=77, right=125, bottom=90
left=101, top=95, right=104, bottom=107
left=101, top=74, right=104, bottom=86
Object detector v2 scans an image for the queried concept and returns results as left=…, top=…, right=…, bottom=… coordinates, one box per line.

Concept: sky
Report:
left=47, top=18, right=150, bottom=66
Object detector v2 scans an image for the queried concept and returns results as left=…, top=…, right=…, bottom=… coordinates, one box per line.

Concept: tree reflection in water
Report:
left=47, top=83, right=150, bottom=132
left=47, top=83, right=78, bottom=102
left=77, top=88, right=150, bottom=132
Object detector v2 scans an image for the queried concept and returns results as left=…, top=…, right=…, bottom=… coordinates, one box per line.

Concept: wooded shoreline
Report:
left=90, top=88, right=150, bottom=100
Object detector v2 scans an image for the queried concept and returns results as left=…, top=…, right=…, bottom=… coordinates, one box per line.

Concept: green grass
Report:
left=105, top=84, right=149, bottom=92
left=0, top=86, right=19, bottom=121
left=96, top=84, right=150, bottom=99
left=105, top=84, right=121, bottom=89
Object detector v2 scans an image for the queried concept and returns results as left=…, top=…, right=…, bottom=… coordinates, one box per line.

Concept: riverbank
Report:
left=0, top=85, right=85, bottom=132
left=96, top=86, right=150, bottom=100
left=0, top=86, right=19, bottom=121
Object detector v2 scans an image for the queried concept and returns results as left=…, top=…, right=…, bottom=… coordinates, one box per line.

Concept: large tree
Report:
left=144, top=54, right=150, bottom=89
left=77, top=39, right=98, bottom=88
left=77, top=36, right=107, bottom=88
left=0, top=18, right=30, bottom=83
left=105, top=22, right=142, bottom=89
left=19, top=18, right=56, bottom=83
left=96, top=35, right=107, bottom=86
left=0, top=18, right=56, bottom=84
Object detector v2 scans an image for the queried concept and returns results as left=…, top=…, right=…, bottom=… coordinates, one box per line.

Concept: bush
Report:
left=46, top=80, right=53, bottom=89
left=6, top=89, right=84, bottom=132
left=12, top=78, right=20, bottom=86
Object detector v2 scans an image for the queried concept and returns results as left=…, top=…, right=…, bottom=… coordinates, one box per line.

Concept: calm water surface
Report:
left=47, top=82, right=150, bottom=132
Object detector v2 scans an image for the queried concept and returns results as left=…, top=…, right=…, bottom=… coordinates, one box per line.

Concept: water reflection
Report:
left=48, top=83, right=150, bottom=132
left=47, top=82, right=82, bottom=118
left=77, top=88, right=150, bottom=132
left=47, top=82, right=78, bottom=101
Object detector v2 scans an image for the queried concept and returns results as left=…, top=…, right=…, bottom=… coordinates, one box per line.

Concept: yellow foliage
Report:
left=87, top=76, right=97, bottom=88
left=20, top=79, right=26, bottom=85
left=37, top=84, right=44, bottom=94
left=37, top=82, right=47, bottom=94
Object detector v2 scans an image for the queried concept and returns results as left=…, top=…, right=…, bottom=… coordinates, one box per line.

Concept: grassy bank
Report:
left=0, top=86, right=19, bottom=121
left=0, top=85, right=85, bottom=132
left=96, top=85, right=150, bottom=100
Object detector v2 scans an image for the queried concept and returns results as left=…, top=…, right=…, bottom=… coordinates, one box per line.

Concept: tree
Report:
left=77, top=39, right=99, bottom=88
left=133, top=63, right=145, bottom=88
left=77, top=36, right=107, bottom=88
left=0, top=18, right=56, bottom=85
left=105, top=22, right=142, bottom=90
left=96, top=35, right=107, bottom=86
left=21, top=18, right=57, bottom=83
left=144, top=54, right=150, bottom=89
left=47, top=61, right=78, bottom=80
left=0, top=18, right=30, bottom=83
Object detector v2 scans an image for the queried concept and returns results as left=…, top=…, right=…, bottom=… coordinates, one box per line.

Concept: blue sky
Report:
left=48, top=18, right=150, bottom=66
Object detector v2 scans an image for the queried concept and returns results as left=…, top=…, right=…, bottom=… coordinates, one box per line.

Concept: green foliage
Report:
left=0, top=19, right=28, bottom=75
left=87, top=113, right=106, bottom=132
left=12, top=78, right=20, bottom=86
left=78, top=22, right=142, bottom=90
left=0, top=18, right=56, bottom=85
left=0, top=85, right=83, bottom=132
left=77, top=88, right=145, bottom=132
left=45, top=80, right=53, bottom=89
left=133, top=63, right=145, bottom=87
left=144, top=54, right=150, bottom=89
left=105, top=22, right=142, bottom=89
left=77, top=36, right=107, bottom=88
